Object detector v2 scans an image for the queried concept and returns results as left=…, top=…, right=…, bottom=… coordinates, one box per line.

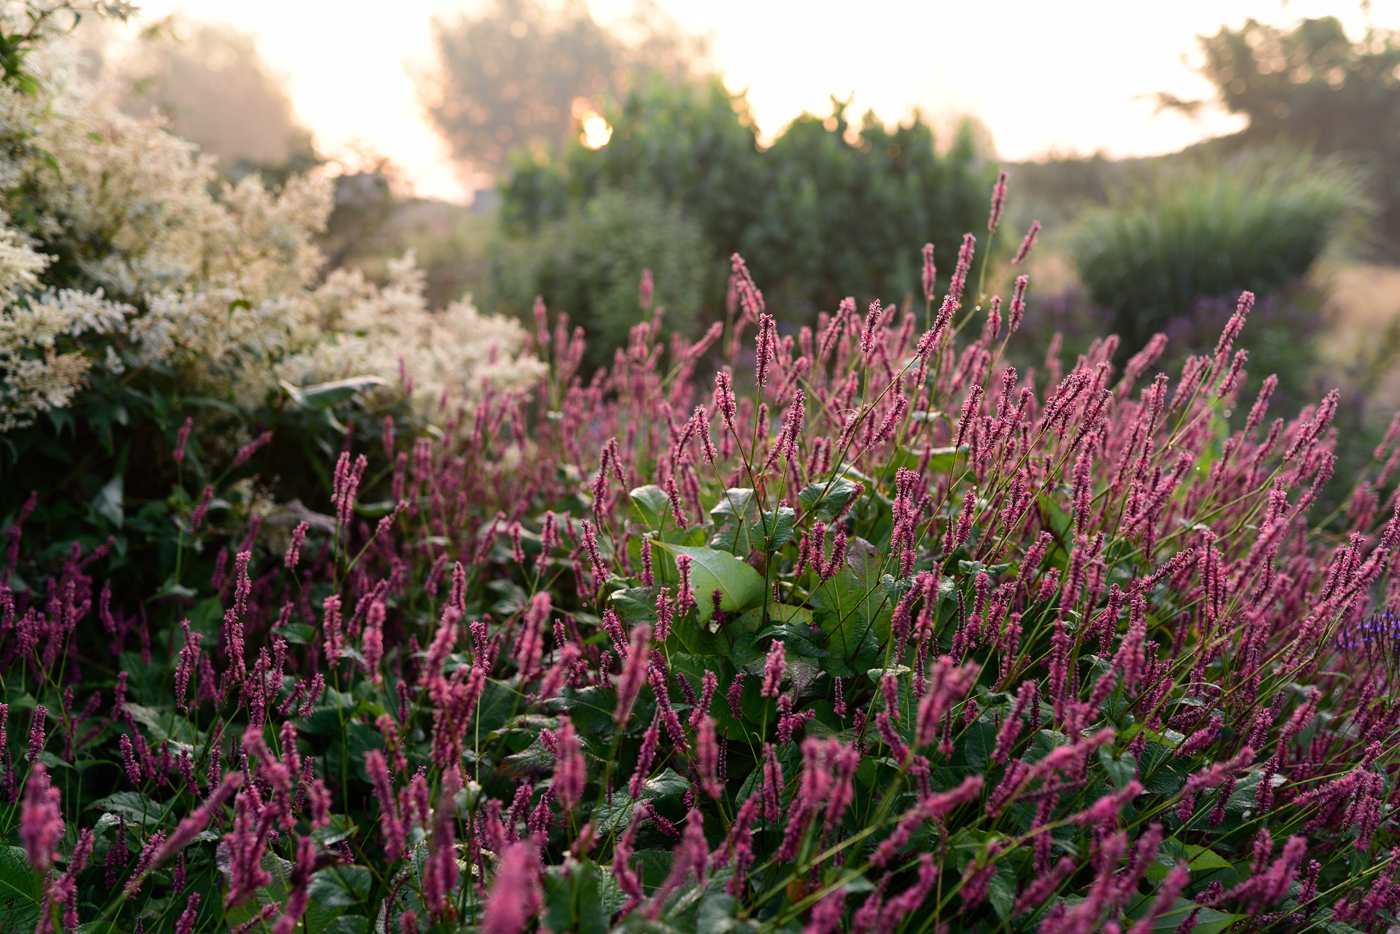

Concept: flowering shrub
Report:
left=0, top=4, right=542, bottom=610
left=0, top=13, right=540, bottom=431
left=6, top=153, right=1400, bottom=934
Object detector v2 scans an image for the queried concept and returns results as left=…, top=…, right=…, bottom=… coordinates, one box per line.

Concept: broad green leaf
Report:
left=696, top=891, right=741, bottom=934
left=710, top=488, right=757, bottom=525
left=312, top=813, right=358, bottom=847
left=307, top=864, right=373, bottom=909
left=90, top=791, right=169, bottom=827
left=591, top=769, right=689, bottom=834
left=280, top=376, right=387, bottom=411
left=0, top=846, right=41, bottom=932
left=1184, top=845, right=1235, bottom=871
left=610, top=587, right=659, bottom=624
left=551, top=686, right=618, bottom=736
left=471, top=678, right=518, bottom=735
left=798, top=478, right=858, bottom=521
left=277, top=622, right=317, bottom=645
left=125, top=703, right=203, bottom=747
left=629, top=486, right=669, bottom=530
left=710, top=488, right=757, bottom=554
left=501, top=738, right=555, bottom=777
left=152, top=575, right=197, bottom=599
left=811, top=539, right=893, bottom=667
left=653, top=542, right=766, bottom=624
left=987, top=863, right=1017, bottom=921
left=1099, top=747, right=1138, bottom=792
left=1038, top=492, right=1073, bottom=542
left=1136, top=898, right=1243, bottom=934
left=760, top=506, right=795, bottom=552
left=543, top=859, right=608, bottom=934
left=925, top=445, right=966, bottom=473
left=756, top=622, right=828, bottom=658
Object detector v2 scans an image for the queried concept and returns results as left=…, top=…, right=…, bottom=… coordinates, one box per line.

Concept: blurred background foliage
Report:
left=1069, top=150, right=1368, bottom=355
left=53, top=4, right=1400, bottom=513
left=491, top=188, right=710, bottom=370
left=496, top=75, right=996, bottom=330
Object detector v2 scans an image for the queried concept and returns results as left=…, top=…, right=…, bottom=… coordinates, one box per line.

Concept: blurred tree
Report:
left=419, top=0, right=701, bottom=175
left=1164, top=17, right=1400, bottom=253
left=112, top=15, right=314, bottom=171
left=500, top=75, right=995, bottom=324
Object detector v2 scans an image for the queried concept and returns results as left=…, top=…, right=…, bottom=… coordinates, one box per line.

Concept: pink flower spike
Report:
left=553, top=721, right=586, bottom=810
left=231, top=430, right=272, bottom=468
left=483, top=839, right=540, bottom=934
left=761, top=641, right=787, bottom=697
left=1011, top=221, right=1041, bottom=265
left=284, top=521, right=308, bottom=570
left=921, top=243, right=937, bottom=303
left=20, top=762, right=64, bottom=872
left=423, top=773, right=461, bottom=920
left=173, top=416, right=193, bottom=462
left=988, top=170, right=1008, bottom=232
left=614, top=623, right=652, bottom=725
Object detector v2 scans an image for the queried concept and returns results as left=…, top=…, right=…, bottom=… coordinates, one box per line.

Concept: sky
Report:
left=127, top=0, right=1399, bottom=203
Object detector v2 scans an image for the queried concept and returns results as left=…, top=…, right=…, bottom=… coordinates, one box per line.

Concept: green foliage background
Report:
left=494, top=76, right=997, bottom=337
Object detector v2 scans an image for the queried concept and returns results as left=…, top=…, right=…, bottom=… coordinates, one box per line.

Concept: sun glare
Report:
left=581, top=115, right=612, bottom=149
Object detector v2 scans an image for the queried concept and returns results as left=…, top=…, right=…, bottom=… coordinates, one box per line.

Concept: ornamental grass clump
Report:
left=6, top=168, right=1400, bottom=934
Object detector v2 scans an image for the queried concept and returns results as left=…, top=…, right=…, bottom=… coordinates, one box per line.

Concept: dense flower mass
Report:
left=6, top=5, right=1400, bottom=934
left=7, top=152, right=1400, bottom=932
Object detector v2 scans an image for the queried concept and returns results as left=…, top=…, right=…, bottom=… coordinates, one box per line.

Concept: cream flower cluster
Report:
left=0, top=19, right=540, bottom=431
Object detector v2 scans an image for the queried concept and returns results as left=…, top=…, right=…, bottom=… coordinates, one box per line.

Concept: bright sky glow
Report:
left=130, top=0, right=1400, bottom=203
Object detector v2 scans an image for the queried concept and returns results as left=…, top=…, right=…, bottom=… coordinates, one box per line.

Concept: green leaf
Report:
left=542, top=859, right=608, bottom=934
left=1137, top=898, right=1244, bottom=934
left=1183, top=845, right=1234, bottom=871
left=925, top=445, right=966, bottom=473
left=0, top=846, right=41, bottom=932
left=312, top=813, right=358, bottom=847
left=756, top=622, right=828, bottom=658
left=696, top=891, right=742, bottom=934
left=471, top=678, right=518, bottom=735
left=710, top=488, right=757, bottom=554
left=760, top=506, right=795, bottom=552
left=811, top=556, right=892, bottom=666
left=798, top=478, right=858, bottom=521
left=551, top=686, right=618, bottom=736
left=629, top=486, right=670, bottom=530
left=152, top=575, right=197, bottom=600
left=124, top=703, right=203, bottom=747
left=653, top=542, right=766, bottom=624
left=280, top=376, right=388, bottom=411
left=500, top=738, right=555, bottom=777
left=640, top=768, right=690, bottom=798
left=987, top=863, right=1017, bottom=921
left=710, top=488, right=757, bottom=525
left=610, top=587, right=659, bottom=624
left=1099, top=747, right=1138, bottom=792
left=307, top=865, right=373, bottom=909
left=1038, top=492, right=1072, bottom=541
left=90, top=791, right=168, bottom=827
left=591, top=769, right=688, bottom=834
left=277, top=622, right=317, bottom=645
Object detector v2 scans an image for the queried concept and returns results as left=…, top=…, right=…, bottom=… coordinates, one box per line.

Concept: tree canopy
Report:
left=1166, top=16, right=1400, bottom=252
left=418, top=0, right=700, bottom=174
